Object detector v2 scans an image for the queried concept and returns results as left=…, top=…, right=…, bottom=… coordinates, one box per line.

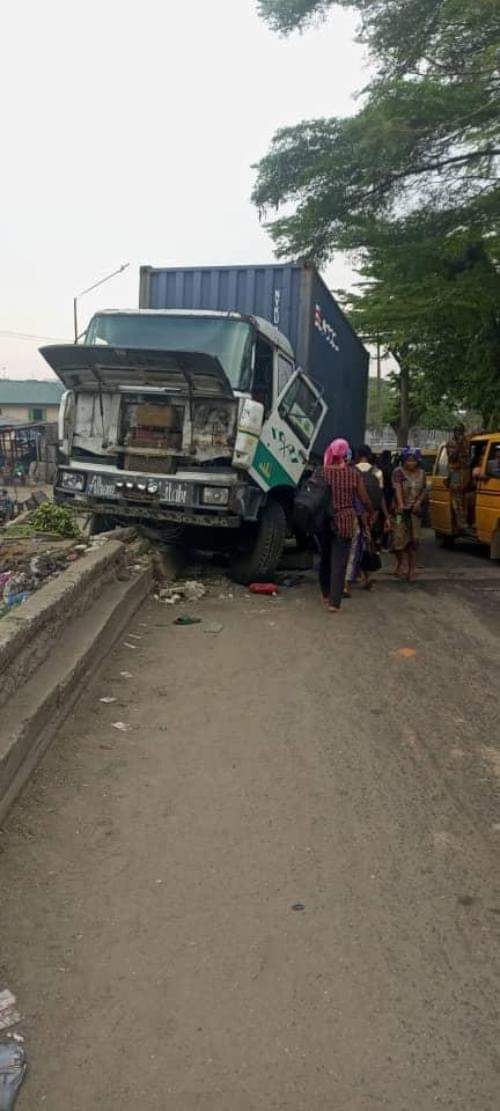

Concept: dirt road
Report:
left=1, top=538, right=499, bottom=1109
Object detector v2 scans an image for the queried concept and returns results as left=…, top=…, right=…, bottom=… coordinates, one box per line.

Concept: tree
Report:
left=253, top=0, right=500, bottom=428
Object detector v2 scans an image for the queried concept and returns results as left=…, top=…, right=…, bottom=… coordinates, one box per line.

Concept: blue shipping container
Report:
left=139, top=263, right=368, bottom=453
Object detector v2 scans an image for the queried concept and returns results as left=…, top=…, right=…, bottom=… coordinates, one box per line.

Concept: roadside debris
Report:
left=391, top=647, right=417, bottom=660
left=99, top=697, right=117, bottom=704
left=157, top=580, right=206, bottom=605
left=120, top=672, right=133, bottom=679
left=0, top=993, right=20, bottom=1034
left=203, top=621, right=223, bottom=635
left=174, top=615, right=202, bottom=626
left=248, top=583, right=279, bottom=596
left=0, top=1040, right=27, bottom=1110
left=111, top=722, right=131, bottom=733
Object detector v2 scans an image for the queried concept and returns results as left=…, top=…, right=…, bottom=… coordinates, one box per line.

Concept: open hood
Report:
left=39, top=344, right=235, bottom=397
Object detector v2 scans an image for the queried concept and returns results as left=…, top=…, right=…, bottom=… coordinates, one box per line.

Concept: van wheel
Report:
left=230, top=500, right=287, bottom=585
left=435, top=531, right=455, bottom=548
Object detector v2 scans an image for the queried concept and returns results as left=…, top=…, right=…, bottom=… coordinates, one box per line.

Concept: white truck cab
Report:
left=42, top=309, right=326, bottom=581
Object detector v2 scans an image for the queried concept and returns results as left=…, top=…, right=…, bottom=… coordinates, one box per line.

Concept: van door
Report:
left=430, top=445, right=453, bottom=534
left=475, top=438, right=500, bottom=546
left=249, top=371, right=326, bottom=492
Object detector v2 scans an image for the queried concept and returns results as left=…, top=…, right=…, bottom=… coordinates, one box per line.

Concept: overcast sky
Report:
left=0, top=0, right=367, bottom=379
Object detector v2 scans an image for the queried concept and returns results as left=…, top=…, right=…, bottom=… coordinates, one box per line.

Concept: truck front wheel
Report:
left=230, top=500, right=287, bottom=585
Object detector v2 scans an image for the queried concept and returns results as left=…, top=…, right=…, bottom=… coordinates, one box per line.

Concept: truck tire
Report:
left=230, top=500, right=287, bottom=585
left=90, top=514, right=118, bottom=535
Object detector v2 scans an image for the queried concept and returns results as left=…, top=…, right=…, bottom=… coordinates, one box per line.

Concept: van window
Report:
left=277, top=354, right=294, bottom=397
left=486, top=441, right=500, bottom=478
left=436, top=446, right=449, bottom=476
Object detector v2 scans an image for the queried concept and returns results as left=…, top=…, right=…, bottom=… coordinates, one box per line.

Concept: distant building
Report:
left=0, top=379, right=63, bottom=424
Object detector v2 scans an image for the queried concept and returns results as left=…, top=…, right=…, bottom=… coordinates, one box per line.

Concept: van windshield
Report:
left=84, top=313, right=253, bottom=390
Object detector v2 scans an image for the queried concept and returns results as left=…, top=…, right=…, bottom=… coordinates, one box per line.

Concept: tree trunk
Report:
left=398, top=362, right=410, bottom=447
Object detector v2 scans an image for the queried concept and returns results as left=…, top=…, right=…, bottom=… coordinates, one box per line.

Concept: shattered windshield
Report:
left=84, top=313, right=253, bottom=391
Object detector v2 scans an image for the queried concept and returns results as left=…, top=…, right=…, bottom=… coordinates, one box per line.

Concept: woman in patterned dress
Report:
left=317, top=438, right=371, bottom=612
left=391, top=447, right=426, bottom=582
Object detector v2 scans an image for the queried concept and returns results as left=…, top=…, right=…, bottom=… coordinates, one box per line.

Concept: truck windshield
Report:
left=84, top=313, right=253, bottom=390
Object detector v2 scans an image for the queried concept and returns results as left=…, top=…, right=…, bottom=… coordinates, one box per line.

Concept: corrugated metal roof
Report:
left=0, top=379, right=64, bottom=404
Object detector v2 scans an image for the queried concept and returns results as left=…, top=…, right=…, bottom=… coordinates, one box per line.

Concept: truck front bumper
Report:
left=54, top=468, right=264, bottom=527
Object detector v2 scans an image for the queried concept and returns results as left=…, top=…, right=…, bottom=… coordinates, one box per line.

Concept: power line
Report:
left=0, top=330, right=68, bottom=342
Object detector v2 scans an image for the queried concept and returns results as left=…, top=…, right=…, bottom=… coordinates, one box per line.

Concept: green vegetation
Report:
left=31, top=503, right=81, bottom=538
left=254, top=0, right=500, bottom=440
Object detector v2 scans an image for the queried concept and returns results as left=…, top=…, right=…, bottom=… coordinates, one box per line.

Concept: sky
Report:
left=0, top=0, right=369, bottom=380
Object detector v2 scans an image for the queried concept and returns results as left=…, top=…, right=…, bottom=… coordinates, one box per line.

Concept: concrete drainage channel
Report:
left=0, top=532, right=154, bottom=823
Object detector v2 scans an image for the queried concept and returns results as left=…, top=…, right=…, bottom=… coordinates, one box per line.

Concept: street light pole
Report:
left=73, top=263, right=130, bottom=342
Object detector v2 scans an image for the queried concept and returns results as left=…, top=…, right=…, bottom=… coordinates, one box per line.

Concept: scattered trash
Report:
left=0, top=1040, right=27, bottom=1109
left=391, top=647, right=417, bottom=660
left=291, top=903, right=305, bottom=912
left=111, top=722, right=131, bottom=733
left=203, top=621, right=223, bottom=635
left=174, top=615, right=202, bottom=626
left=0, top=993, right=20, bottom=1033
left=123, top=642, right=137, bottom=649
left=120, top=671, right=133, bottom=679
left=127, top=634, right=143, bottom=641
left=248, top=583, right=279, bottom=596
left=158, top=580, right=206, bottom=605
left=99, top=697, right=117, bottom=704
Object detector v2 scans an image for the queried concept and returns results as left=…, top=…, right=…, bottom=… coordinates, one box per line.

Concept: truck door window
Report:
left=278, top=376, right=323, bottom=448
left=277, top=354, right=294, bottom=397
left=253, top=336, right=273, bottom=416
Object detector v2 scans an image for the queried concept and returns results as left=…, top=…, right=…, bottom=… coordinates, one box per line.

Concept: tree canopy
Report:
left=254, top=0, right=500, bottom=432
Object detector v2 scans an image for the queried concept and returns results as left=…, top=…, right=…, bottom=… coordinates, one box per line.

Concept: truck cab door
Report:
left=249, top=371, right=326, bottom=493
left=430, top=444, right=453, bottom=534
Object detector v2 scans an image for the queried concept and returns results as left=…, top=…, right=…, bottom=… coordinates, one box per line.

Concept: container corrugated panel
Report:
left=140, top=263, right=369, bottom=451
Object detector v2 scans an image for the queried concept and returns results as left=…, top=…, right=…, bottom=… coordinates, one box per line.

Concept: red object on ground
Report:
left=248, top=582, right=279, bottom=595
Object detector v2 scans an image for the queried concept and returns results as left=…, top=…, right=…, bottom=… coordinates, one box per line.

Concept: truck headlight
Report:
left=202, top=486, right=229, bottom=506
left=61, top=471, right=85, bottom=492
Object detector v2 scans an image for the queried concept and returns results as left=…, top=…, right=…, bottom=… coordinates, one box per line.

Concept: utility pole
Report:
left=376, top=337, right=382, bottom=431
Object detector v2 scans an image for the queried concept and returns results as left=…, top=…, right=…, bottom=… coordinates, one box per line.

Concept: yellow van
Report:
left=430, top=433, right=500, bottom=558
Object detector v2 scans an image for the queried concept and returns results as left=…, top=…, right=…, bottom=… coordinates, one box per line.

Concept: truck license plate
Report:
left=163, top=481, right=189, bottom=506
left=88, top=475, right=116, bottom=499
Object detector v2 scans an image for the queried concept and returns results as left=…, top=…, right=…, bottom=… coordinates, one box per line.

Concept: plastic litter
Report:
left=159, top=580, right=206, bottom=604
left=0, top=1041, right=27, bottom=1109
left=203, top=622, right=223, bottom=635
left=248, top=583, right=279, bottom=596
left=391, top=647, right=417, bottom=660
left=123, top=642, right=137, bottom=649
left=99, top=697, right=117, bottom=704
left=120, top=672, right=133, bottom=679
left=174, top=615, right=202, bottom=626
left=111, top=722, right=131, bottom=733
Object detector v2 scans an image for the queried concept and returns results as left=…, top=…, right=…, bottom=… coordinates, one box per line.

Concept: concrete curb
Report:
left=0, top=540, right=126, bottom=709
left=0, top=541, right=152, bottom=823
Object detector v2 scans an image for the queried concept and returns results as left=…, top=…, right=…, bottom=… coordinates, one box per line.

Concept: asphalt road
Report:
left=1, top=535, right=499, bottom=1110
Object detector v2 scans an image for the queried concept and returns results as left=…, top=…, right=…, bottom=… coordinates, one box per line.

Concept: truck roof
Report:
left=88, top=309, right=295, bottom=360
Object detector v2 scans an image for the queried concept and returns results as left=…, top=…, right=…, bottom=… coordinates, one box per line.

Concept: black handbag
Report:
left=361, top=546, right=382, bottom=573
left=294, top=473, right=332, bottom=534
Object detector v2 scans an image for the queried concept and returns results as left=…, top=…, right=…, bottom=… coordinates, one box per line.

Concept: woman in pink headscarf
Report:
left=315, top=438, right=372, bottom=611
